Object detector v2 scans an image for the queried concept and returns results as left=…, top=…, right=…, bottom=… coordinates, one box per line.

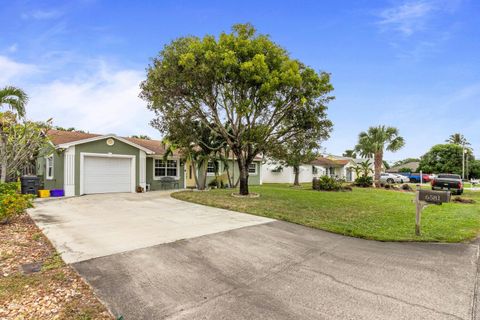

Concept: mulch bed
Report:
left=0, top=214, right=112, bottom=319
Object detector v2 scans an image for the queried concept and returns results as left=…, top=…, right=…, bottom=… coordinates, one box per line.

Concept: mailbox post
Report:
left=414, top=186, right=451, bottom=236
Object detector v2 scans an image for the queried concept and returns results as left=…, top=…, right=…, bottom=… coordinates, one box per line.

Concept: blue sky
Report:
left=1, top=0, right=479, bottom=161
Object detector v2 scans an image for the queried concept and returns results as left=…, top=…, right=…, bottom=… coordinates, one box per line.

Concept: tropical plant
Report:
left=354, top=126, right=405, bottom=186
left=3, top=114, right=52, bottom=181
left=141, top=23, right=334, bottom=195
left=342, top=149, right=357, bottom=158
left=446, top=133, right=470, bottom=146
left=353, top=160, right=374, bottom=187
left=312, top=176, right=343, bottom=191
left=0, top=86, right=28, bottom=183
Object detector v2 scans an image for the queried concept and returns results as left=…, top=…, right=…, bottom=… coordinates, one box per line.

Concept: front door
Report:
left=185, top=160, right=196, bottom=188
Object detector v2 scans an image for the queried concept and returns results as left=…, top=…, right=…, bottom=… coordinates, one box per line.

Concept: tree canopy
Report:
left=141, top=23, right=334, bottom=194
left=418, top=143, right=474, bottom=175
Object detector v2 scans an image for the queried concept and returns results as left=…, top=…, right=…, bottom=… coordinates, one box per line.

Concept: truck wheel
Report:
left=387, top=178, right=394, bottom=184
left=411, top=178, right=417, bottom=183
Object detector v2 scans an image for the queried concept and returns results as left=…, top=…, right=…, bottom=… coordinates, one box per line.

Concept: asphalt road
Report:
left=30, top=192, right=480, bottom=319
left=73, top=221, right=479, bottom=320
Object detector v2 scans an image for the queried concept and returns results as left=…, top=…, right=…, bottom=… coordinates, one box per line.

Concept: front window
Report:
left=154, top=159, right=177, bottom=177
left=248, top=163, right=257, bottom=175
left=207, top=161, right=217, bottom=174
left=46, top=155, right=54, bottom=179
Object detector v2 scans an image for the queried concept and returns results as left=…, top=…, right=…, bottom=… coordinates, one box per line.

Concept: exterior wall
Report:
left=146, top=157, right=185, bottom=190
left=262, top=162, right=325, bottom=184
left=38, top=151, right=64, bottom=190
left=74, top=138, right=141, bottom=195
left=203, top=160, right=262, bottom=186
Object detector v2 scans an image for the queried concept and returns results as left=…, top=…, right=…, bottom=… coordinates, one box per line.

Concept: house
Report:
left=37, top=130, right=262, bottom=196
left=386, top=161, right=419, bottom=173
left=262, top=155, right=367, bottom=184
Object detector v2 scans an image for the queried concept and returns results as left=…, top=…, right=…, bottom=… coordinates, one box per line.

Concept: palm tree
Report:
left=342, top=149, right=357, bottom=158
left=446, top=133, right=470, bottom=146
left=0, top=86, right=28, bottom=182
left=355, top=125, right=405, bottom=186
left=0, top=86, right=27, bottom=118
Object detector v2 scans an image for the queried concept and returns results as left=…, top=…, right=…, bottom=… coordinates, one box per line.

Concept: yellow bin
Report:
left=38, top=190, right=50, bottom=198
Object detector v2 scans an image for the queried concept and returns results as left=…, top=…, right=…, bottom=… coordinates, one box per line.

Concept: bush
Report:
left=312, top=176, right=344, bottom=191
left=208, top=173, right=230, bottom=189
left=0, top=182, right=20, bottom=194
left=354, top=176, right=373, bottom=188
left=0, top=182, right=34, bottom=224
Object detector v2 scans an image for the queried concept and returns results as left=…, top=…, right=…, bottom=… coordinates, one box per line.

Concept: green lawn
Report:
left=172, top=184, right=480, bottom=242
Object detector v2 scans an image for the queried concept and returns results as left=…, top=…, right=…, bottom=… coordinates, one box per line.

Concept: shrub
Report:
left=208, top=173, right=229, bottom=189
left=312, top=176, right=343, bottom=191
left=0, top=182, right=20, bottom=194
left=0, top=182, right=34, bottom=224
left=400, top=184, right=413, bottom=191
left=354, top=176, right=373, bottom=188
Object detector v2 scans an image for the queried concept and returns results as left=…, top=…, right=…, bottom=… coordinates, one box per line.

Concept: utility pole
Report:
left=462, top=144, right=465, bottom=180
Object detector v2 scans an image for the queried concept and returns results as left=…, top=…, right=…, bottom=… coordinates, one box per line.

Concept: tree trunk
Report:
left=293, top=165, right=300, bottom=186
left=196, top=160, right=207, bottom=190
left=374, top=151, right=383, bottom=187
left=237, top=157, right=249, bottom=195
left=192, top=161, right=199, bottom=189
left=0, top=134, right=7, bottom=183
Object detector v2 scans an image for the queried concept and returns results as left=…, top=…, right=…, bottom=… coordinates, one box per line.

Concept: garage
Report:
left=83, top=155, right=134, bottom=194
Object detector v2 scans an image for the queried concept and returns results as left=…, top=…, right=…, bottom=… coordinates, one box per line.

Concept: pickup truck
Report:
left=398, top=172, right=431, bottom=183
left=431, top=174, right=463, bottom=195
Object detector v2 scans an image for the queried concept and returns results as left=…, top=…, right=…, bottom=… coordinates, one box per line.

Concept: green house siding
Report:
left=74, top=138, right=141, bottom=195
left=146, top=157, right=185, bottom=190
left=38, top=151, right=64, bottom=190
left=204, top=160, right=261, bottom=186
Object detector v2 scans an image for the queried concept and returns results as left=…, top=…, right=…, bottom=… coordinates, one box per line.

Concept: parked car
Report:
left=431, top=174, right=463, bottom=195
left=398, top=172, right=431, bottom=183
left=380, top=173, right=409, bottom=184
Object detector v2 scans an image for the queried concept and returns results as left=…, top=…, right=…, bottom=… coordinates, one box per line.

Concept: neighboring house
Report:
left=262, top=155, right=371, bottom=184
left=37, top=130, right=262, bottom=196
left=185, top=156, right=263, bottom=188
left=261, top=162, right=325, bottom=184
left=386, top=161, right=420, bottom=173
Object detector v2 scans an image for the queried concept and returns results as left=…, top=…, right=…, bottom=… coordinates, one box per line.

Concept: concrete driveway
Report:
left=30, top=192, right=480, bottom=320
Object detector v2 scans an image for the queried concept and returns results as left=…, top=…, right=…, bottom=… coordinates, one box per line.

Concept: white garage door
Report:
left=84, top=156, right=132, bottom=194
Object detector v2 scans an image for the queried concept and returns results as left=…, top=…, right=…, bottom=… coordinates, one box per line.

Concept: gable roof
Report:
left=47, top=129, right=160, bottom=155
left=48, top=130, right=101, bottom=145
left=310, top=157, right=341, bottom=166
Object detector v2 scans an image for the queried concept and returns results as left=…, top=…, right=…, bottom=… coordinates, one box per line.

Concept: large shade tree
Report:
left=418, top=144, right=474, bottom=176
left=355, top=125, right=405, bottom=186
left=141, top=23, right=334, bottom=195
left=0, top=86, right=28, bottom=182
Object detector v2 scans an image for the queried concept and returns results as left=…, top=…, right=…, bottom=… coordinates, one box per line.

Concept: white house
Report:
left=261, top=155, right=368, bottom=184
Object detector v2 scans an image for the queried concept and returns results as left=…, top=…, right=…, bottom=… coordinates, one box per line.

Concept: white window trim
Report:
left=206, top=161, right=217, bottom=176
left=153, top=158, right=180, bottom=180
left=248, top=162, right=258, bottom=175
left=45, top=155, right=54, bottom=180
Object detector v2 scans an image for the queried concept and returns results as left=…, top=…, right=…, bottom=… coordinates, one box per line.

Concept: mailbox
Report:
left=418, top=190, right=450, bottom=204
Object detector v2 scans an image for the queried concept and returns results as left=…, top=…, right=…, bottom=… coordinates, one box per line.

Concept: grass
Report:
left=172, top=184, right=480, bottom=242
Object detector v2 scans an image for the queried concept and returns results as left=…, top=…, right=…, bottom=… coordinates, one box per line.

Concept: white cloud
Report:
left=0, top=55, right=38, bottom=84
left=7, top=44, right=18, bottom=53
left=27, top=64, right=159, bottom=138
left=21, top=9, right=64, bottom=20
left=378, top=1, right=434, bottom=36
